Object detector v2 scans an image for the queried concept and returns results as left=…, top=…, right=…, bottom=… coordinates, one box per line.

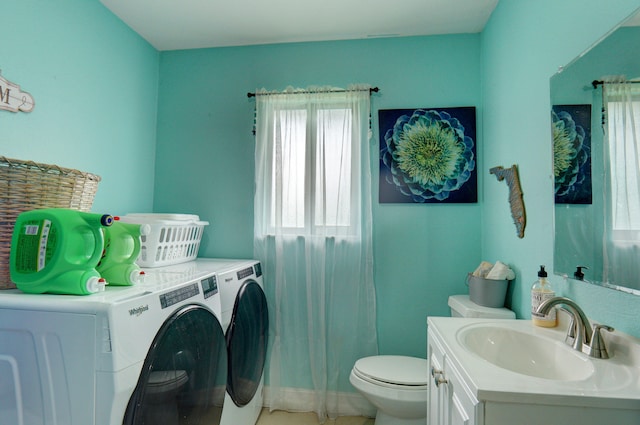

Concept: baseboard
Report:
left=262, top=386, right=376, bottom=417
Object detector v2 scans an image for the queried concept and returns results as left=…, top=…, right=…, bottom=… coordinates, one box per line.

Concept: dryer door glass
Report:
left=226, top=280, right=269, bottom=407
left=124, top=305, right=227, bottom=425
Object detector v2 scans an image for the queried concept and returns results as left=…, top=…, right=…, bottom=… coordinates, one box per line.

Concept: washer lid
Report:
left=354, top=355, right=428, bottom=386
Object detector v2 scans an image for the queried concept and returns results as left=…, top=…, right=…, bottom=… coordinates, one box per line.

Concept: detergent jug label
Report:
left=23, top=224, right=40, bottom=235
left=14, top=219, right=56, bottom=273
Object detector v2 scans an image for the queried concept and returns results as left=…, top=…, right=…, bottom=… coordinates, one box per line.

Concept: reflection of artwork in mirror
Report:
left=552, top=104, right=592, bottom=204
left=378, top=107, right=477, bottom=204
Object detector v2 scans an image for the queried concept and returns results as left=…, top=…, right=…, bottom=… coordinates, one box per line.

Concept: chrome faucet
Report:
left=535, top=296, right=614, bottom=359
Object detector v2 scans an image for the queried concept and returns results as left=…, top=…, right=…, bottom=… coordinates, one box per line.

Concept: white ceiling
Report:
left=100, top=0, right=499, bottom=51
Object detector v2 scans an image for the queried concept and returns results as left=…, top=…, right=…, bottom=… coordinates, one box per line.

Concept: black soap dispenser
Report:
left=574, top=266, right=588, bottom=281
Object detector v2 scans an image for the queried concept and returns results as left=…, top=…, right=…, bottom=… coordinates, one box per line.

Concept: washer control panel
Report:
left=159, top=283, right=199, bottom=309
left=201, top=275, right=218, bottom=299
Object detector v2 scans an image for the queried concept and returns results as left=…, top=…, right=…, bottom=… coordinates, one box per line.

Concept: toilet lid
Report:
left=147, top=370, right=189, bottom=388
left=354, top=356, right=428, bottom=387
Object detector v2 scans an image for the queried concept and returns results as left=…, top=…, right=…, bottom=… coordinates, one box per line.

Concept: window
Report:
left=256, top=90, right=367, bottom=237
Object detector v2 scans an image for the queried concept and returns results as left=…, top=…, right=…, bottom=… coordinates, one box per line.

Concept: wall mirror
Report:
left=551, top=7, right=640, bottom=295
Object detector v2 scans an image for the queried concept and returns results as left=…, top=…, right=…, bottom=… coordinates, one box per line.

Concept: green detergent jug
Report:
left=10, top=208, right=113, bottom=295
left=96, top=218, right=150, bottom=286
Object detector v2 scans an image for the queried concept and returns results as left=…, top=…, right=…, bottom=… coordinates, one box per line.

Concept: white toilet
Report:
left=350, top=295, right=514, bottom=425
left=349, top=355, right=428, bottom=425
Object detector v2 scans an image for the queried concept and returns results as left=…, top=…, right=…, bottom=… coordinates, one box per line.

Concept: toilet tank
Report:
left=448, top=295, right=515, bottom=319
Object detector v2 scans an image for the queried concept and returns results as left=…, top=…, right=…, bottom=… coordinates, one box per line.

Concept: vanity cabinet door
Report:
left=428, top=332, right=479, bottom=425
left=428, top=337, right=449, bottom=425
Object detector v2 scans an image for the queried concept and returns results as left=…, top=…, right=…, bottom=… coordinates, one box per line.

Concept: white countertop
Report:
left=427, top=316, right=640, bottom=410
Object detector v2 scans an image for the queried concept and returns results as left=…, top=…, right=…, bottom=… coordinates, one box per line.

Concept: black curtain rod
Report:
left=592, top=79, right=640, bottom=88
left=247, top=87, right=379, bottom=98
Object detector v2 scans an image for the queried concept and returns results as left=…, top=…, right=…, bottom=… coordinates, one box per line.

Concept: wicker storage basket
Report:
left=0, top=156, right=101, bottom=289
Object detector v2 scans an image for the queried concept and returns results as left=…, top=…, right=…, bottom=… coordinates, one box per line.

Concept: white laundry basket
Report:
left=118, top=214, right=208, bottom=267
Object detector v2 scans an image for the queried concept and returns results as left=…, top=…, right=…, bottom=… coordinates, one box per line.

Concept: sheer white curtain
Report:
left=253, top=86, right=378, bottom=422
left=602, top=78, right=640, bottom=285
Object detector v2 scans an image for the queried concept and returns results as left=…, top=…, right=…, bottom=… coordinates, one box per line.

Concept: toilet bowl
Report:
left=349, top=355, right=428, bottom=425
left=141, top=370, right=189, bottom=425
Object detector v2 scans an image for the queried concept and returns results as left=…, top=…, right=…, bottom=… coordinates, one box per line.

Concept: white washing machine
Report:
left=193, top=258, right=268, bottom=425
left=0, top=261, right=227, bottom=425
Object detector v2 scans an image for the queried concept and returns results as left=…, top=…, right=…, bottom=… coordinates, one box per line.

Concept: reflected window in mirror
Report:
left=604, top=80, right=640, bottom=243
left=599, top=80, right=640, bottom=288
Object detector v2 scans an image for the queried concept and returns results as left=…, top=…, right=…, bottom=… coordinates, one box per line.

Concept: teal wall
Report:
left=155, top=36, right=483, bottom=358
left=3, top=0, right=640, bottom=387
left=481, top=0, right=640, bottom=337
left=1, top=0, right=159, bottom=214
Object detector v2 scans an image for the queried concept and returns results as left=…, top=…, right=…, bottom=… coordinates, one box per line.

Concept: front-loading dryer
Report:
left=193, top=258, right=268, bottom=425
left=0, top=261, right=227, bottom=425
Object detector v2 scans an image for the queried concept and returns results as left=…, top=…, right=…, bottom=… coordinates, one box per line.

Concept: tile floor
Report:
left=256, top=408, right=374, bottom=425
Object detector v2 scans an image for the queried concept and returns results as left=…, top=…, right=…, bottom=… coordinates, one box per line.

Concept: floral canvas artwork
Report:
left=552, top=104, right=592, bottom=204
left=379, top=107, right=477, bottom=203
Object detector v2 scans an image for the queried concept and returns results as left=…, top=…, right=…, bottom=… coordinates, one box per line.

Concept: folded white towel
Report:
left=486, top=260, right=515, bottom=280
left=473, top=261, right=493, bottom=277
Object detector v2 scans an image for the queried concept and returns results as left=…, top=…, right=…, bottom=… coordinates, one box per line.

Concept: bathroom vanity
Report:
left=427, top=317, right=640, bottom=425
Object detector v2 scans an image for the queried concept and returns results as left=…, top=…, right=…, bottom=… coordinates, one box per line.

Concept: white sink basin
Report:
left=458, top=325, right=595, bottom=380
